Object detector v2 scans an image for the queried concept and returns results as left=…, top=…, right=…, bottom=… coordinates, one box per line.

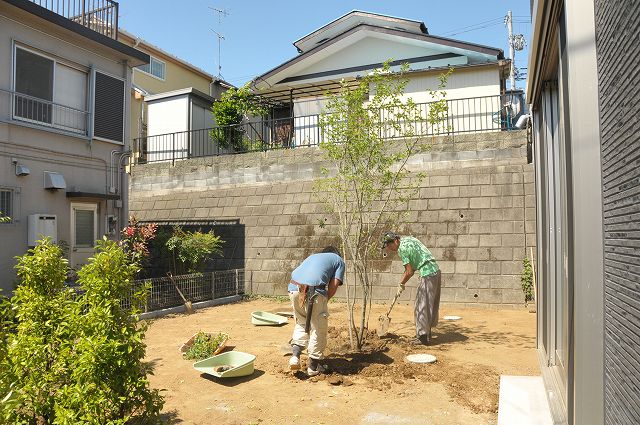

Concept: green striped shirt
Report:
left=398, top=236, right=439, bottom=277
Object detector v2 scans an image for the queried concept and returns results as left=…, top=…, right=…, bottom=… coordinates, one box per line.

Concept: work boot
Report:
left=410, top=334, right=430, bottom=345
left=307, top=358, right=328, bottom=376
left=289, top=344, right=303, bottom=371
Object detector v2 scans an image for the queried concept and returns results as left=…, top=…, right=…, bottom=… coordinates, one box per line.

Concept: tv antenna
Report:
left=210, top=29, right=225, bottom=78
left=209, top=6, right=229, bottom=78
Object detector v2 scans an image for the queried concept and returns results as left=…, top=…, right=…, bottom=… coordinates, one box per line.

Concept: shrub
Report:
left=183, top=332, right=228, bottom=361
left=0, top=239, right=164, bottom=424
left=166, top=227, right=224, bottom=274
left=521, top=258, right=534, bottom=304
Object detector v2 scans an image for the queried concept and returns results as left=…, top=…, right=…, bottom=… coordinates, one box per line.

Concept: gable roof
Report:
left=294, top=10, right=428, bottom=53
left=252, top=18, right=505, bottom=98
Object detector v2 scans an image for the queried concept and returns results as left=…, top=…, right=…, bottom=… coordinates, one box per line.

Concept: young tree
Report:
left=166, top=226, right=224, bottom=274
left=315, top=62, right=451, bottom=349
left=210, top=84, right=268, bottom=151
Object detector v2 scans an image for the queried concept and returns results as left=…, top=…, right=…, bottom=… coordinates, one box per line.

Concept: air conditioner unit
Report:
left=28, top=214, right=57, bottom=246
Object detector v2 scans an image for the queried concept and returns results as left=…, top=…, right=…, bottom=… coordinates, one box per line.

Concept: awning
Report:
left=66, top=191, right=120, bottom=200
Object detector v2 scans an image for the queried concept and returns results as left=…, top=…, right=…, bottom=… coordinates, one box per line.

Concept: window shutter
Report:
left=94, top=71, right=124, bottom=143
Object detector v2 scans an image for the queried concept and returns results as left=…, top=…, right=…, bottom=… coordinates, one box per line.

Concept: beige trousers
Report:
left=289, top=291, right=329, bottom=360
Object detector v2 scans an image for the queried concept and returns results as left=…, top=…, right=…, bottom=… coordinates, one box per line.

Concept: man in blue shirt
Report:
left=288, top=246, right=345, bottom=376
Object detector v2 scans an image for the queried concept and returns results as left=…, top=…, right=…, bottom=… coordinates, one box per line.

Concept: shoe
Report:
left=289, top=355, right=300, bottom=371
left=410, top=335, right=429, bottom=345
left=307, top=363, right=328, bottom=377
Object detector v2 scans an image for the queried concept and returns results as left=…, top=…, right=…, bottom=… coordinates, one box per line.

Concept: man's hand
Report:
left=396, top=284, right=405, bottom=296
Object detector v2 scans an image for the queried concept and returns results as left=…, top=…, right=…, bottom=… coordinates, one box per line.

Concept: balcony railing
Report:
left=0, top=88, right=90, bottom=137
left=28, top=0, right=118, bottom=39
left=134, top=93, right=525, bottom=164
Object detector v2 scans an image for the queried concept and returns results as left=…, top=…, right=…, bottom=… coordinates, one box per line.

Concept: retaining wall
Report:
left=130, top=131, right=535, bottom=308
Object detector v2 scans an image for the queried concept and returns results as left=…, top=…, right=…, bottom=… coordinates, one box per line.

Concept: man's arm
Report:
left=399, top=263, right=415, bottom=288
left=327, top=278, right=342, bottom=299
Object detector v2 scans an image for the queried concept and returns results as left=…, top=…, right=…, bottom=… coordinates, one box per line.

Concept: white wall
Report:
left=146, top=96, right=188, bottom=161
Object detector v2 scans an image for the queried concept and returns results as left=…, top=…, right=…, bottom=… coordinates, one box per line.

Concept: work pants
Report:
left=415, top=270, right=441, bottom=339
left=289, top=290, right=329, bottom=360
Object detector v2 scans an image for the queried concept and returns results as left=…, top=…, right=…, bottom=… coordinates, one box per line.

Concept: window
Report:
left=74, top=209, right=95, bottom=247
left=13, top=46, right=88, bottom=133
left=0, top=189, right=12, bottom=223
left=14, top=48, right=54, bottom=123
left=136, top=56, right=165, bottom=80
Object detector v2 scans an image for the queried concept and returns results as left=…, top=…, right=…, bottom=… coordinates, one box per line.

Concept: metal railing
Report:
left=122, top=269, right=245, bottom=312
left=0, top=88, right=89, bottom=136
left=134, top=93, right=525, bottom=164
left=28, top=0, right=118, bottom=39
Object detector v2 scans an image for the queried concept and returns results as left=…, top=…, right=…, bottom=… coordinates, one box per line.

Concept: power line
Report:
left=441, top=16, right=503, bottom=36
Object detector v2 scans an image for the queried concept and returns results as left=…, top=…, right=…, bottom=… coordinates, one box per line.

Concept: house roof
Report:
left=293, top=10, right=428, bottom=53
left=3, top=0, right=149, bottom=66
left=144, top=87, right=215, bottom=104
left=252, top=17, right=505, bottom=98
left=118, top=29, right=233, bottom=89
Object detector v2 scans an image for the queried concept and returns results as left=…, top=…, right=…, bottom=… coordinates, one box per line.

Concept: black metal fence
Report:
left=122, top=269, right=245, bottom=312
left=28, top=0, right=118, bottom=39
left=134, top=92, right=526, bottom=164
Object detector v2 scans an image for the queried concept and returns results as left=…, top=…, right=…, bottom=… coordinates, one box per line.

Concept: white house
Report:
left=251, top=11, right=518, bottom=147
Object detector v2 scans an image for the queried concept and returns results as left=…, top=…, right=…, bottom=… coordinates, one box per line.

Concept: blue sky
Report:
left=119, top=1, right=531, bottom=88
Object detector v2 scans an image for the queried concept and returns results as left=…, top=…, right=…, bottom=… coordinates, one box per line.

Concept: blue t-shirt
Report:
left=288, top=252, right=345, bottom=293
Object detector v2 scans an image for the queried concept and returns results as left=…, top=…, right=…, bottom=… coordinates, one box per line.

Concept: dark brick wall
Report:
left=595, top=1, right=640, bottom=423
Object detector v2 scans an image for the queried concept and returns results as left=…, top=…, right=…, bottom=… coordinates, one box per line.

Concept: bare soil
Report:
left=144, top=298, right=539, bottom=425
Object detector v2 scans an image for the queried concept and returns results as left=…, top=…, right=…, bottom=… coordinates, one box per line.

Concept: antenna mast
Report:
left=209, top=6, right=229, bottom=78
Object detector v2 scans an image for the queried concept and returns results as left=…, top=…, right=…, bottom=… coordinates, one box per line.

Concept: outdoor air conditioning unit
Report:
left=27, top=214, right=57, bottom=246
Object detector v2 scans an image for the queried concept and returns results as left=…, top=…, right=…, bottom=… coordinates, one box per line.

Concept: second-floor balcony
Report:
left=134, top=92, right=526, bottom=164
left=27, top=0, right=118, bottom=39
left=0, top=88, right=90, bottom=137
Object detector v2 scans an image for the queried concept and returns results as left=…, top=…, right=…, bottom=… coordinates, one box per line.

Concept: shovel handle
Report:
left=385, top=289, right=402, bottom=318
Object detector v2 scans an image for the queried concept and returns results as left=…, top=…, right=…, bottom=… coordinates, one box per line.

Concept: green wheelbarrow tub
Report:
left=193, top=351, right=256, bottom=378
left=251, top=311, right=288, bottom=326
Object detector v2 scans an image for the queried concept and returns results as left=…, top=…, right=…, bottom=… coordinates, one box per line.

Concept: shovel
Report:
left=168, top=273, right=194, bottom=314
left=377, top=287, right=403, bottom=337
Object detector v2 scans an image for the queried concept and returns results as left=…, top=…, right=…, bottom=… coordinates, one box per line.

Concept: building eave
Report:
left=3, top=0, right=149, bottom=66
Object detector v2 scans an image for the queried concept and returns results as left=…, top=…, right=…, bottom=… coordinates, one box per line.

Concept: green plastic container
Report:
left=193, top=351, right=256, bottom=378
left=251, top=311, right=288, bottom=326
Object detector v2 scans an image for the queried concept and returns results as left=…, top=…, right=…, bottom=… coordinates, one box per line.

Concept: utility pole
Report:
left=505, top=10, right=515, bottom=91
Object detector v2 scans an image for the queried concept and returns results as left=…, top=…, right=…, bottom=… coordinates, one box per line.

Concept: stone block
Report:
left=419, top=210, right=440, bottom=222
left=470, top=197, right=491, bottom=209
left=502, top=234, right=525, bottom=247
left=447, top=222, right=469, bottom=235
left=438, top=261, right=455, bottom=274
left=449, top=174, right=470, bottom=186
left=469, top=222, right=491, bottom=234
left=457, top=235, right=479, bottom=247
left=439, top=186, right=460, bottom=198
left=491, top=221, right=514, bottom=234
left=489, top=247, right=513, bottom=261
left=250, top=237, right=269, bottom=248
left=448, top=198, right=470, bottom=209
left=430, top=175, right=450, bottom=186
left=467, top=247, right=491, bottom=260
left=490, top=197, right=513, bottom=208
left=419, top=187, right=440, bottom=198
left=435, top=235, right=457, bottom=247
left=501, top=261, right=522, bottom=275
left=456, top=261, right=477, bottom=274
left=479, top=234, right=502, bottom=247
left=470, top=174, right=491, bottom=185
left=446, top=274, right=469, bottom=288
left=481, top=185, right=502, bottom=197
left=428, top=199, right=448, bottom=210
left=478, top=261, right=501, bottom=275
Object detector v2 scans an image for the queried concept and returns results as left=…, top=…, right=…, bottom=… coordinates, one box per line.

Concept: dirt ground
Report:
left=144, top=297, right=539, bottom=425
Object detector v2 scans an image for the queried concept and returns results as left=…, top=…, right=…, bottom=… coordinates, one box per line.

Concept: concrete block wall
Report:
left=130, top=131, right=535, bottom=308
